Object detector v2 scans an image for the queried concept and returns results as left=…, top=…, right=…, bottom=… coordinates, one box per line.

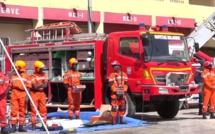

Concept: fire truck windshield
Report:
left=142, top=34, right=190, bottom=62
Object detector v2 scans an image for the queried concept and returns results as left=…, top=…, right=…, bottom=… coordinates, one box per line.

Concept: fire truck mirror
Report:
left=141, top=34, right=150, bottom=46
left=194, top=42, right=200, bottom=53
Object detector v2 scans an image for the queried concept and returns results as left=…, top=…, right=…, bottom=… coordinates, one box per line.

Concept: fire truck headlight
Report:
left=159, top=88, right=169, bottom=94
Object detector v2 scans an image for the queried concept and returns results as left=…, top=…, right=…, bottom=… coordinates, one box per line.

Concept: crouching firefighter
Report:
left=108, top=60, right=128, bottom=124
left=30, top=61, right=48, bottom=130
left=0, top=63, right=10, bottom=134
left=63, top=58, right=82, bottom=119
left=8, top=60, right=31, bottom=132
left=201, top=61, right=215, bottom=119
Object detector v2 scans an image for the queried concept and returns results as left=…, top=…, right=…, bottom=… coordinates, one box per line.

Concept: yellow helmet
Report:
left=69, top=58, right=78, bottom=67
left=15, top=60, right=26, bottom=71
left=34, top=60, right=45, bottom=72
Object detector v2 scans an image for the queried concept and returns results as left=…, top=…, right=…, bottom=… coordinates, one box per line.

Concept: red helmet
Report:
left=111, top=60, right=121, bottom=67
left=204, top=61, right=212, bottom=67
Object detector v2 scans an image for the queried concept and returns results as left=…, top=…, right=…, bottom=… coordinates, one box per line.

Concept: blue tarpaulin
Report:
left=24, top=111, right=150, bottom=133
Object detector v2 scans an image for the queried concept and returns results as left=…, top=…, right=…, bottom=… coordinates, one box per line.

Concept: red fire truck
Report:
left=2, top=22, right=199, bottom=119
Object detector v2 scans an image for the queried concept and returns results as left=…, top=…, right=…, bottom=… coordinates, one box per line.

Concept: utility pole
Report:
left=88, top=0, right=92, bottom=33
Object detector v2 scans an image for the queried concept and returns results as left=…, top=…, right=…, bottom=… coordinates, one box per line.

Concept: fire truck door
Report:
left=117, top=37, right=143, bottom=92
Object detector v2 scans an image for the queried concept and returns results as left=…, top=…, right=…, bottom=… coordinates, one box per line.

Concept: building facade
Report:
left=0, top=0, right=215, bottom=53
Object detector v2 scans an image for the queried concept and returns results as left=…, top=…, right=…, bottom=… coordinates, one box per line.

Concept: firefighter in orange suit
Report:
left=8, top=60, right=31, bottom=132
left=30, top=61, right=48, bottom=130
left=201, top=61, right=215, bottom=119
left=108, top=60, right=128, bottom=124
left=0, top=63, right=10, bottom=134
left=63, top=58, right=82, bottom=119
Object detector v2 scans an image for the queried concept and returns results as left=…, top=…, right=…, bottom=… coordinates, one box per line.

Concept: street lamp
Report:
left=88, top=0, right=92, bottom=33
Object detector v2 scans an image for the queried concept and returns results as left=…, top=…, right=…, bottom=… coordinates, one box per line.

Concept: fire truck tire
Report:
left=155, top=99, right=179, bottom=119
left=125, top=93, right=136, bottom=117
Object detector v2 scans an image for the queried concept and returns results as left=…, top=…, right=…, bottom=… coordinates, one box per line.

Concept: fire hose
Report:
left=0, top=39, right=50, bottom=134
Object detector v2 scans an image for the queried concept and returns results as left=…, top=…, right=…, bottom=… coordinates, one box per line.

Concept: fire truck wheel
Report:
left=124, top=93, right=136, bottom=117
left=154, top=99, right=179, bottom=119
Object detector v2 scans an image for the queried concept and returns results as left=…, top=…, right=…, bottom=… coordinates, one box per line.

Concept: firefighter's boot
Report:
left=18, top=126, right=27, bottom=132
left=32, top=124, right=36, bottom=131
left=111, top=116, right=117, bottom=125
left=198, top=104, right=203, bottom=115
left=210, top=113, right=215, bottom=119
left=119, top=116, right=126, bottom=124
left=1, top=127, right=10, bottom=134
left=202, top=113, right=207, bottom=119
left=10, top=125, right=16, bottom=133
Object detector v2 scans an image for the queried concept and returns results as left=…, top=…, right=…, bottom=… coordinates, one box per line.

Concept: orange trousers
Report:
left=68, top=88, right=82, bottom=117
left=202, top=88, right=215, bottom=113
left=110, top=94, right=126, bottom=117
left=10, top=89, right=27, bottom=125
left=30, top=91, right=47, bottom=124
left=0, top=97, right=7, bottom=127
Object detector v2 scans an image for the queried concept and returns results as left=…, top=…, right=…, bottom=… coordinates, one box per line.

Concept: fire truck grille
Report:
left=154, top=73, right=189, bottom=85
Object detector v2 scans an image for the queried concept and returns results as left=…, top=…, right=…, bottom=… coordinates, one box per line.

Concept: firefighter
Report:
left=108, top=60, right=128, bottom=124
left=8, top=60, right=31, bottom=132
left=194, top=59, right=205, bottom=115
left=63, top=58, right=82, bottom=119
left=201, top=61, right=215, bottom=119
left=0, top=63, right=10, bottom=134
left=30, top=61, right=48, bottom=130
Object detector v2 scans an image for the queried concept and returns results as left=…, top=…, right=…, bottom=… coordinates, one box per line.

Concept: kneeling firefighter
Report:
left=30, top=61, right=48, bottom=130
left=108, top=60, right=128, bottom=124
left=9, top=60, right=31, bottom=132
left=201, top=61, right=215, bottom=119
left=63, top=58, right=82, bottom=119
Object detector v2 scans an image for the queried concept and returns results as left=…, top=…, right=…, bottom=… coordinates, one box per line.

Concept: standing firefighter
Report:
left=8, top=60, right=31, bottom=132
left=63, top=58, right=82, bottom=119
left=30, top=61, right=48, bottom=130
left=194, top=59, right=205, bottom=115
left=0, top=63, right=10, bottom=134
left=201, top=61, right=215, bottom=119
left=108, top=60, right=128, bottom=124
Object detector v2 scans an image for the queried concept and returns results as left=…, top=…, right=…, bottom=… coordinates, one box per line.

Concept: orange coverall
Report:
left=63, top=70, right=82, bottom=118
left=30, top=73, right=47, bottom=124
left=201, top=68, right=215, bottom=113
left=0, top=73, right=9, bottom=127
left=9, top=73, right=31, bottom=125
left=108, top=71, right=128, bottom=117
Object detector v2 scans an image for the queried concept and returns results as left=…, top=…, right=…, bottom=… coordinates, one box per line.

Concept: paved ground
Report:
left=14, top=107, right=215, bottom=134
left=86, top=108, right=215, bottom=134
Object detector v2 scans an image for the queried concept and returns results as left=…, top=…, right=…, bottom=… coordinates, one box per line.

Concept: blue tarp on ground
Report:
left=24, top=112, right=150, bottom=133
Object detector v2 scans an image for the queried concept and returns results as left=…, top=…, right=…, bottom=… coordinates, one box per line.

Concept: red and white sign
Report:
left=0, top=4, right=38, bottom=19
left=104, top=12, right=152, bottom=25
left=156, top=16, right=195, bottom=28
left=43, top=8, right=100, bottom=22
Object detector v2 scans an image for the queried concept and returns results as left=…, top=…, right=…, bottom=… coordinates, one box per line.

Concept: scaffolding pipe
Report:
left=0, top=39, right=50, bottom=134
left=88, top=0, right=93, bottom=33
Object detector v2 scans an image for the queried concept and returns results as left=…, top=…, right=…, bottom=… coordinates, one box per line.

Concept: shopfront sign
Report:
left=156, top=16, right=195, bottom=28
left=104, top=12, right=152, bottom=25
left=0, top=4, right=38, bottom=19
left=43, top=8, right=100, bottom=22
